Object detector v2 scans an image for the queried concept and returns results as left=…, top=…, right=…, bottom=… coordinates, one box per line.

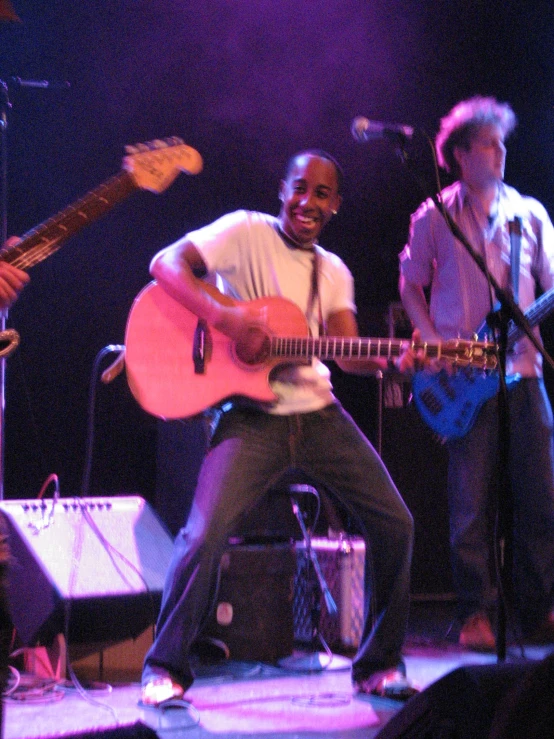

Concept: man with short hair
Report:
left=400, top=96, right=554, bottom=650
left=141, top=149, right=419, bottom=705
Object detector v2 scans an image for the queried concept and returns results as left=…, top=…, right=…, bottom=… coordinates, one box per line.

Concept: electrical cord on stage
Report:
left=76, top=344, right=150, bottom=591
left=19, top=343, right=152, bottom=719
left=291, top=692, right=351, bottom=707
left=74, top=343, right=158, bottom=629
left=3, top=662, right=64, bottom=704
left=80, top=343, right=125, bottom=498
left=62, top=659, right=118, bottom=722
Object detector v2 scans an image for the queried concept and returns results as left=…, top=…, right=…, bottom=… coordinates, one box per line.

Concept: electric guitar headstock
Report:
left=123, top=137, right=203, bottom=194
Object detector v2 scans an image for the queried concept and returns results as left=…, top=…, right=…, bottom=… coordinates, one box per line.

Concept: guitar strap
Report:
left=274, top=222, right=323, bottom=335
left=306, top=249, right=324, bottom=336
left=509, top=217, right=522, bottom=304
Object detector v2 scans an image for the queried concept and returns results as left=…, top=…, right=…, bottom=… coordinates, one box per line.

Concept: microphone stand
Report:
left=0, top=79, right=10, bottom=500
left=392, top=134, right=554, bottom=661
left=279, top=484, right=351, bottom=672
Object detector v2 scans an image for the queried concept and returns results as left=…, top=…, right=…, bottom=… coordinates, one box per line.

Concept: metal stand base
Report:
left=282, top=484, right=352, bottom=673
left=278, top=650, right=351, bottom=672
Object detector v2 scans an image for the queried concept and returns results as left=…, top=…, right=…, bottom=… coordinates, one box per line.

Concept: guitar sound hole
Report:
left=235, top=329, right=271, bottom=366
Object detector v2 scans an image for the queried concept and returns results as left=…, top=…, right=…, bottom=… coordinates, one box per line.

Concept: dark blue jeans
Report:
left=447, top=378, right=554, bottom=633
left=144, top=402, right=414, bottom=689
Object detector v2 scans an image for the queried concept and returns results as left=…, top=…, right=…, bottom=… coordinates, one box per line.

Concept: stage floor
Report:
left=4, top=600, right=553, bottom=739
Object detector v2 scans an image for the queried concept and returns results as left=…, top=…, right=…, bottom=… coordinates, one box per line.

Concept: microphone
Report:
left=351, top=116, right=414, bottom=143
left=10, top=77, right=71, bottom=90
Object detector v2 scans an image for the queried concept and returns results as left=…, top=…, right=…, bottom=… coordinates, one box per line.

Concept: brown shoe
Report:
left=459, top=612, right=496, bottom=651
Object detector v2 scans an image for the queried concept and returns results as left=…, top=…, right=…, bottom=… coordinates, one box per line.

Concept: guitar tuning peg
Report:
left=166, top=136, right=184, bottom=146
left=125, top=145, right=139, bottom=154
left=150, top=139, right=168, bottom=149
left=134, top=143, right=150, bottom=152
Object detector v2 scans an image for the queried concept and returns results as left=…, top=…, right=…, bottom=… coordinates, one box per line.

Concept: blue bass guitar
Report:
left=412, top=287, right=554, bottom=440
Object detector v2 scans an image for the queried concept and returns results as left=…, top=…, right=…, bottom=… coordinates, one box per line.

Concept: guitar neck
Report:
left=507, top=286, right=554, bottom=349
left=1, top=170, right=137, bottom=270
left=270, top=336, right=440, bottom=360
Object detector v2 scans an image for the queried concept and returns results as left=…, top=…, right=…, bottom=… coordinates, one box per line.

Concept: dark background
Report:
left=1, top=2, right=554, bottom=583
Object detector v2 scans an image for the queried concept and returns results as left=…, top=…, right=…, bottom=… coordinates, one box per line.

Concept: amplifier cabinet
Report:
left=293, top=537, right=365, bottom=651
left=202, top=542, right=297, bottom=663
left=0, top=495, right=174, bottom=647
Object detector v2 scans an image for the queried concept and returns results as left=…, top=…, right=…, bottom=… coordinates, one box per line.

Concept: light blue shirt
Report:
left=400, top=181, right=554, bottom=377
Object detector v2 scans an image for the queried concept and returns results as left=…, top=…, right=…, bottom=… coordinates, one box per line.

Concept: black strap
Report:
left=509, top=217, right=522, bottom=304
left=306, top=249, right=324, bottom=337
left=275, top=221, right=324, bottom=336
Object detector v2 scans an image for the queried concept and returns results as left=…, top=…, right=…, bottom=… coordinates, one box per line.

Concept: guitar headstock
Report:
left=123, top=137, right=203, bottom=194
left=442, top=338, right=499, bottom=370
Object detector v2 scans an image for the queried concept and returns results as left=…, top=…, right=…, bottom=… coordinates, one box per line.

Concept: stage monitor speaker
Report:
left=375, top=661, right=539, bottom=739
left=0, top=496, right=174, bottom=647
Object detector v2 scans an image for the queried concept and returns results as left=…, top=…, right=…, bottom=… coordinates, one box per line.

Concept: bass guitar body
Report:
left=412, top=368, right=500, bottom=441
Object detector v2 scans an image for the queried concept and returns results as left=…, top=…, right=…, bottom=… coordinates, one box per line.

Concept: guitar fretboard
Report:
left=0, top=171, right=137, bottom=270
left=270, top=337, right=439, bottom=360
left=507, top=286, right=554, bottom=348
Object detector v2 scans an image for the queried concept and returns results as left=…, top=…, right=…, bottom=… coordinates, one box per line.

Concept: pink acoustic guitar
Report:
left=124, top=281, right=498, bottom=420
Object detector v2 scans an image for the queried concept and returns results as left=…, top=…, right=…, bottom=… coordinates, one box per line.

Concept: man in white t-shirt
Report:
left=141, top=150, right=419, bottom=705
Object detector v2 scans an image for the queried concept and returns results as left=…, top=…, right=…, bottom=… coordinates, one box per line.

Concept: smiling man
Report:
left=140, top=149, right=419, bottom=706
left=400, top=97, right=554, bottom=651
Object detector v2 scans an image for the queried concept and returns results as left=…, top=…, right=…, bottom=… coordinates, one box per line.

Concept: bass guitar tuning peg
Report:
left=150, top=139, right=168, bottom=149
